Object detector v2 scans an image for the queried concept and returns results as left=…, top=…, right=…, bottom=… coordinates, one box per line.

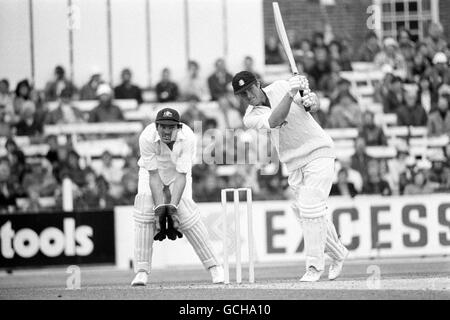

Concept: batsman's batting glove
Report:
left=300, top=91, right=320, bottom=112
left=153, top=205, right=167, bottom=241
left=289, top=75, right=309, bottom=99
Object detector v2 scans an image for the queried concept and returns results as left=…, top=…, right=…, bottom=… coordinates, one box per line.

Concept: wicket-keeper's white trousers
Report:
left=288, top=157, right=347, bottom=271
left=133, top=168, right=219, bottom=273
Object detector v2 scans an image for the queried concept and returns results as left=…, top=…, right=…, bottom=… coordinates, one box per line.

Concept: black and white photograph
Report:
left=0, top=0, right=450, bottom=307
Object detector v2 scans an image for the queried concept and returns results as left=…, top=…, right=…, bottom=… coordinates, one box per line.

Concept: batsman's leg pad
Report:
left=296, top=187, right=327, bottom=271
left=133, top=193, right=155, bottom=273
left=325, top=217, right=347, bottom=261
left=178, top=198, right=219, bottom=269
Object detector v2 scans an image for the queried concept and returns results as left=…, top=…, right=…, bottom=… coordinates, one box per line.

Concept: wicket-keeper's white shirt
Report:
left=243, top=80, right=335, bottom=173
left=138, top=123, right=195, bottom=185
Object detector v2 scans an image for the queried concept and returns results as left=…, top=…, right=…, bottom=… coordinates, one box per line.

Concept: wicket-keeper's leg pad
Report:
left=324, top=217, right=347, bottom=261
left=177, top=198, right=219, bottom=269
left=295, top=187, right=327, bottom=271
left=133, top=193, right=156, bottom=273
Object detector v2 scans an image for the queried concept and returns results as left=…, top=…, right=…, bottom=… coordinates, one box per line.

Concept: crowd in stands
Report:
left=1, top=22, right=450, bottom=213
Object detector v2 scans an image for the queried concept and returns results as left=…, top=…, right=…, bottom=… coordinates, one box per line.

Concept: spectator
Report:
left=311, top=31, right=325, bottom=50
left=418, top=76, right=433, bottom=113
left=334, top=158, right=363, bottom=192
left=207, top=58, right=233, bottom=101
left=155, top=68, right=179, bottom=103
left=362, top=159, right=392, bottom=195
left=429, top=52, right=450, bottom=110
left=310, top=46, right=331, bottom=87
left=15, top=100, right=44, bottom=136
left=424, top=22, right=448, bottom=59
left=265, top=35, right=284, bottom=65
left=114, top=68, right=143, bottom=104
left=21, top=159, right=58, bottom=197
left=411, top=51, right=430, bottom=81
left=328, top=90, right=362, bottom=128
left=427, top=84, right=450, bottom=137
left=356, top=31, right=381, bottom=62
left=359, top=111, right=387, bottom=146
left=0, top=79, right=14, bottom=136
left=318, top=59, right=342, bottom=97
left=45, top=87, right=85, bottom=124
left=116, top=171, right=138, bottom=205
left=76, top=170, right=116, bottom=210
left=80, top=70, right=102, bottom=100
left=181, top=100, right=209, bottom=130
left=374, top=38, right=407, bottom=78
left=330, top=167, right=358, bottom=197
left=121, top=154, right=139, bottom=186
left=243, top=56, right=263, bottom=84
left=218, top=95, right=243, bottom=129
left=329, top=78, right=353, bottom=108
left=351, top=137, right=371, bottom=181
left=5, top=138, right=26, bottom=184
left=396, top=84, right=428, bottom=126
left=45, top=134, right=60, bottom=165
left=427, top=151, right=450, bottom=192
left=179, top=60, right=209, bottom=102
left=89, top=84, right=124, bottom=122
left=403, top=169, right=435, bottom=195
left=94, top=150, right=123, bottom=199
left=59, top=149, right=87, bottom=188
left=337, top=39, right=354, bottom=71
left=382, top=75, right=404, bottom=113
left=297, top=39, right=316, bottom=75
left=387, top=143, right=410, bottom=195
left=13, top=79, right=35, bottom=123
left=328, top=40, right=352, bottom=71
left=374, top=66, right=395, bottom=104
left=193, top=174, right=222, bottom=202
left=0, top=158, right=21, bottom=213
left=44, top=65, right=77, bottom=101
left=397, top=28, right=416, bottom=60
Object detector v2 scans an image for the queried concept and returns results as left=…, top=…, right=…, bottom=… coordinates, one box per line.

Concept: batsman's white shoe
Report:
left=328, top=248, right=349, bottom=280
left=300, top=266, right=323, bottom=282
left=131, top=271, right=148, bottom=286
left=209, top=265, right=225, bottom=284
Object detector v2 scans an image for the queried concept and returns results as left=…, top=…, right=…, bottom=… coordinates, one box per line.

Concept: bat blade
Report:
left=273, top=2, right=298, bottom=75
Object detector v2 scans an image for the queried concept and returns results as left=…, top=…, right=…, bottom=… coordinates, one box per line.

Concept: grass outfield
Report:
left=1, top=257, right=449, bottom=300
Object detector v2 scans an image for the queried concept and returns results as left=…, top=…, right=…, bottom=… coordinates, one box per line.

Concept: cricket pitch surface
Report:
left=1, top=257, right=449, bottom=300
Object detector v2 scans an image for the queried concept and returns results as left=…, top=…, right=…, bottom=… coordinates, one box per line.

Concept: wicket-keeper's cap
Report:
left=232, top=71, right=257, bottom=94
left=155, top=107, right=180, bottom=125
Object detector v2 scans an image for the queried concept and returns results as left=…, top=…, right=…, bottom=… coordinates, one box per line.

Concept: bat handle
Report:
left=292, top=72, right=304, bottom=97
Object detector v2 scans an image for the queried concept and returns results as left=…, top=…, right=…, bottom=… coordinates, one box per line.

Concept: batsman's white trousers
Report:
left=288, top=157, right=347, bottom=271
left=134, top=168, right=219, bottom=273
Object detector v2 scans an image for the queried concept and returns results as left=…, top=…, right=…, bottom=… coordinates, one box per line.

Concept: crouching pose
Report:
left=131, top=107, right=224, bottom=286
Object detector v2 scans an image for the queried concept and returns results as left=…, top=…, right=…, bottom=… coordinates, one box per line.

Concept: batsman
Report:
left=131, top=107, right=224, bottom=286
left=232, top=70, right=348, bottom=282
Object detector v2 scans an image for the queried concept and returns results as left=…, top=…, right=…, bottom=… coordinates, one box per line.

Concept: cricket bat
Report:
left=273, top=2, right=299, bottom=75
left=273, top=2, right=304, bottom=96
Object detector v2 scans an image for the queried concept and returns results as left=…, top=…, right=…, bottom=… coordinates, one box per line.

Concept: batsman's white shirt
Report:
left=243, top=80, right=336, bottom=173
left=137, top=123, right=195, bottom=198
